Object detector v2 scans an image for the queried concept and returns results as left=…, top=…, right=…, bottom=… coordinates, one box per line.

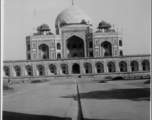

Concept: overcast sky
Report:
left=3, top=0, right=151, bottom=60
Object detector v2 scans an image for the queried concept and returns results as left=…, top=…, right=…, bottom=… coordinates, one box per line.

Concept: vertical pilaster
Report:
left=44, top=63, right=49, bottom=76
left=56, top=63, right=60, bottom=75
left=127, top=60, right=131, bottom=72
left=115, top=60, right=120, bottom=72
left=68, top=62, right=72, bottom=74
left=80, top=61, right=84, bottom=74
left=10, top=64, right=15, bottom=77
left=104, top=60, right=108, bottom=73
left=32, top=63, right=37, bottom=76
left=138, top=59, right=142, bottom=71
left=91, top=61, right=95, bottom=74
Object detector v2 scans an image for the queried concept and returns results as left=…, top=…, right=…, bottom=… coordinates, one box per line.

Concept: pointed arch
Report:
left=95, top=62, right=104, bottom=73
left=26, top=65, right=33, bottom=76
left=49, top=64, right=57, bottom=75
left=107, top=62, right=115, bottom=72
left=130, top=61, right=139, bottom=71
left=57, top=43, right=61, bottom=50
left=72, top=63, right=80, bottom=74
left=66, top=35, right=84, bottom=58
left=4, top=66, right=10, bottom=77
left=38, top=44, right=49, bottom=59
left=142, top=60, right=150, bottom=71
left=101, top=41, right=112, bottom=56
left=119, top=61, right=127, bottom=72
left=84, top=63, right=92, bottom=74
left=14, top=66, right=21, bottom=77
left=61, top=64, right=68, bottom=74
left=37, top=65, right=45, bottom=76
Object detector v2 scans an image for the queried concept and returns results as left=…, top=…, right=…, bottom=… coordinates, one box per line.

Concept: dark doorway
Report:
left=72, top=63, right=80, bottom=74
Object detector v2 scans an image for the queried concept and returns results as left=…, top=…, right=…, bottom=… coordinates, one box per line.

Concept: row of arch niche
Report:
left=3, top=60, right=150, bottom=77
left=66, top=36, right=85, bottom=58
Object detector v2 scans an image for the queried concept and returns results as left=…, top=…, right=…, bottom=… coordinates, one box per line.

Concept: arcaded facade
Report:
left=3, top=5, right=150, bottom=79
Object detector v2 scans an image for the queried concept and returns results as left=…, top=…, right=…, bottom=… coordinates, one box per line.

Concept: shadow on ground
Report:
left=62, top=88, right=150, bottom=101
left=3, top=111, right=71, bottom=120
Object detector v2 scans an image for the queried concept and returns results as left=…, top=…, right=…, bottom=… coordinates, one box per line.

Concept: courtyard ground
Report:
left=3, top=77, right=150, bottom=120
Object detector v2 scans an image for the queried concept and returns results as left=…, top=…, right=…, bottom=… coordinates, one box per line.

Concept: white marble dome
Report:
left=55, top=6, right=92, bottom=27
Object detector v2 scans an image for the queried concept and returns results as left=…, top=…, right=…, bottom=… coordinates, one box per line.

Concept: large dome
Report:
left=55, top=6, right=92, bottom=27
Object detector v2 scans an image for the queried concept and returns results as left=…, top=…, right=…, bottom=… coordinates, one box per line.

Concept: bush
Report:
left=112, top=76, right=124, bottom=80
left=30, top=80, right=42, bottom=83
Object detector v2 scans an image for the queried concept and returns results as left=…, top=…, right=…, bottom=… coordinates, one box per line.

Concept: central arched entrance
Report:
left=72, top=63, right=80, bottom=74
left=66, top=35, right=84, bottom=58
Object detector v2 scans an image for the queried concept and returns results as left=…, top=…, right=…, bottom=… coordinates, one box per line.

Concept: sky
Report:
left=2, top=0, right=151, bottom=60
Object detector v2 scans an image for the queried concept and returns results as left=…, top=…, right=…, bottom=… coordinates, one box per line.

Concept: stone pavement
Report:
left=3, top=79, right=79, bottom=120
left=3, top=78, right=150, bottom=120
left=78, top=78, right=150, bottom=120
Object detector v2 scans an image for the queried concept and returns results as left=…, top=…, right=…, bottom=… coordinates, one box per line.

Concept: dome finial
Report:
left=72, top=0, right=74, bottom=5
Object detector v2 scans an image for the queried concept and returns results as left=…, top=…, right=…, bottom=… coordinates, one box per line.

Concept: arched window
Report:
left=37, top=65, right=45, bottom=76
left=61, top=64, right=68, bottom=74
left=4, top=66, right=10, bottom=77
left=84, top=63, right=92, bottom=74
left=27, top=44, right=30, bottom=51
left=119, top=40, right=122, bottom=46
left=130, top=61, right=139, bottom=71
left=57, top=53, right=61, bottom=59
left=96, top=62, right=104, bottom=73
left=120, top=51, right=123, bottom=56
left=14, top=66, right=21, bottom=77
left=119, top=61, right=127, bottom=72
left=57, top=43, right=61, bottom=50
left=142, top=60, right=150, bottom=71
left=89, top=52, right=93, bottom=57
left=107, top=62, right=115, bottom=72
left=49, top=64, right=56, bottom=74
left=26, top=65, right=33, bottom=76
left=89, top=41, right=93, bottom=48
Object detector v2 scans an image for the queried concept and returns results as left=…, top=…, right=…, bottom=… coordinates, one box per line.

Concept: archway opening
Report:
left=67, top=36, right=84, bottom=58
left=37, top=65, right=45, bottom=76
left=119, top=61, right=127, bottom=72
left=72, top=63, right=80, bottom=74
left=101, top=41, right=112, bottom=57
left=107, top=62, right=115, bottom=72
left=96, top=62, right=104, bottom=73
left=130, top=61, right=139, bottom=71
left=26, top=65, right=33, bottom=76
left=84, top=63, right=92, bottom=74
left=49, top=64, right=56, bottom=75
left=14, top=66, right=21, bottom=77
left=142, top=60, right=150, bottom=71
left=4, top=66, right=10, bottom=77
left=61, top=64, right=68, bottom=74
left=38, top=44, right=49, bottom=59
